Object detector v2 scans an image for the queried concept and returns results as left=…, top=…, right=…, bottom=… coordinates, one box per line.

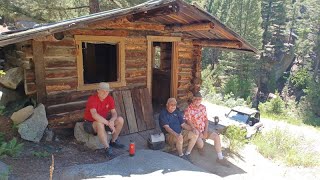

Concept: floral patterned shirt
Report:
left=184, top=104, right=208, bottom=133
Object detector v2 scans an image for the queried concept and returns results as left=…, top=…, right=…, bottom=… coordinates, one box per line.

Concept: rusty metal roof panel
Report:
left=0, top=0, right=258, bottom=53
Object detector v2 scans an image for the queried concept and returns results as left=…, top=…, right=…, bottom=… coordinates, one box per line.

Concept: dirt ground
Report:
left=1, top=102, right=320, bottom=180
left=0, top=116, right=130, bottom=180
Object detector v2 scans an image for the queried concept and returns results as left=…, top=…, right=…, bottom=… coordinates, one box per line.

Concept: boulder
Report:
left=0, top=86, right=23, bottom=106
left=18, top=104, right=48, bottom=142
left=0, top=161, right=9, bottom=180
left=10, top=105, right=34, bottom=125
left=74, top=122, right=111, bottom=150
left=44, top=128, right=54, bottom=142
left=0, top=67, right=23, bottom=90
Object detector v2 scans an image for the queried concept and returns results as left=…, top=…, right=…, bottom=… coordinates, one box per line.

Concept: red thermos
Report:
left=129, top=141, right=135, bottom=156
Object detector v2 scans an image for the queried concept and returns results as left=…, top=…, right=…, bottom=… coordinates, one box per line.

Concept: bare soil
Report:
left=0, top=116, right=128, bottom=180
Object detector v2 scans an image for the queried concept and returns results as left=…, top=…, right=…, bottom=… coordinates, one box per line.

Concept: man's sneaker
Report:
left=180, top=154, right=192, bottom=162
left=216, top=158, right=230, bottom=167
left=105, top=147, right=114, bottom=158
left=110, top=139, right=125, bottom=149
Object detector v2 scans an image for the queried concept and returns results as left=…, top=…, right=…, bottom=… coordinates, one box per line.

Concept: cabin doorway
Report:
left=147, top=36, right=180, bottom=113
left=151, top=42, right=172, bottom=111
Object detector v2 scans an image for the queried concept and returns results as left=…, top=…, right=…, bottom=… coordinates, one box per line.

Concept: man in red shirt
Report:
left=83, top=82, right=124, bottom=158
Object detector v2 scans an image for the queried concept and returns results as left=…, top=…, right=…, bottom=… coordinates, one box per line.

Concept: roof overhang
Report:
left=0, top=0, right=258, bottom=53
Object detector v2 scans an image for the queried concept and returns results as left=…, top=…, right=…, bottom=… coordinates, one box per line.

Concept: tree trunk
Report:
left=89, top=0, right=100, bottom=14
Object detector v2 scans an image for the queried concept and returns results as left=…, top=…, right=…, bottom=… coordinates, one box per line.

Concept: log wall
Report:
left=14, top=18, right=201, bottom=129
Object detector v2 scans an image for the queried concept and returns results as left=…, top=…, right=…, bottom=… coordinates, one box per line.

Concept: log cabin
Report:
left=0, top=0, right=257, bottom=135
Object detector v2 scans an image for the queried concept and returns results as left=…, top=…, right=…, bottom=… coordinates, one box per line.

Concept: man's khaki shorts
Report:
left=165, top=130, right=189, bottom=146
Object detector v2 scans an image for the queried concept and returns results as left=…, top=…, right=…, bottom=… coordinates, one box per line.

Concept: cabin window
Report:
left=75, top=35, right=126, bottom=90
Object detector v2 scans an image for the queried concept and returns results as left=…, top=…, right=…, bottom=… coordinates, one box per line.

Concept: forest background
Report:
left=1, top=0, right=319, bottom=128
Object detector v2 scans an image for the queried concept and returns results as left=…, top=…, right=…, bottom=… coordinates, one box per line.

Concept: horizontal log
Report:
left=47, top=110, right=84, bottom=125
left=125, top=50, right=147, bottom=59
left=46, top=100, right=87, bottom=115
left=126, top=61, right=147, bottom=68
left=44, top=39, right=75, bottom=47
left=167, top=22, right=215, bottom=32
left=45, top=69, right=77, bottom=79
left=24, top=82, right=36, bottom=95
left=45, top=57, right=76, bottom=68
left=44, top=47, right=76, bottom=57
left=68, top=29, right=128, bottom=37
left=46, top=78, right=78, bottom=93
left=193, top=40, right=242, bottom=49
left=126, top=70, right=146, bottom=78
left=46, top=90, right=94, bottom=106
left=126, top=77, right=146, bottom=84
left=178, top=51, right=194, bottom=59
left=125, top=38, right=147, bottom=45
left=25, top=69, right=35, bottom=81
left=126, top=44, right=147, bottom=51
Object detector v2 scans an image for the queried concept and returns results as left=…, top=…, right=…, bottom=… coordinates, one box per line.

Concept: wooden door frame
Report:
left=147, top=36, right=181, bottom=99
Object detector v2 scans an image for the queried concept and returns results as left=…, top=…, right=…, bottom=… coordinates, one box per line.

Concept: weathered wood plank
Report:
left=112, top=91, right=129, bottom=135
left=131, top=89, right=147, bottom=131
left=140, top=88, right=155, bottom=129
left=122, top=90, right=138, bottom=133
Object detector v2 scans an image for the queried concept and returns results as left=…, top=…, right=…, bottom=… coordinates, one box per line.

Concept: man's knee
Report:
left=188, top=131, right=199, bottom=140
left=209, top=132, right=220, bottom=140
left=116, top=116, right=124, bottom=125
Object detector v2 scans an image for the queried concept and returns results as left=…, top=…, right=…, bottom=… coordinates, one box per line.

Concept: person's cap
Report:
left=98, top=82, right=113, bottom=91
left=193, top=92, right=202, bottom=98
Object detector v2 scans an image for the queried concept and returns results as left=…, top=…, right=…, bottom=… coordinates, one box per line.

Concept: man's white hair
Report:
left=166, top=98, right=177, bottom=105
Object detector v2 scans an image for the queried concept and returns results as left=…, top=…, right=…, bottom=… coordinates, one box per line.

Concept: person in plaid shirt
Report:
left=184, top=92, right=229, bottom=167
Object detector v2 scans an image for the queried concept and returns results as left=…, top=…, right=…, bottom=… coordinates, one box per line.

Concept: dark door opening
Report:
left=152, top=42, right=172, bottom=112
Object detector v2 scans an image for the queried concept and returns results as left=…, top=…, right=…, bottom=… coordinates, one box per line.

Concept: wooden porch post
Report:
left=32, top=40, right=46, bottom=104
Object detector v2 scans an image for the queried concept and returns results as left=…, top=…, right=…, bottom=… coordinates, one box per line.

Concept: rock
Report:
left=0, top=67, right=23, bottom=90
left=10, top=105, right=34, bottom=125
left=44, top=128, right=54, bottom=142
left=0, top=86, right=23, bottom=106
left=74, top=122, right=111, bottom=150
left=18, top=104, right=48, bottom=142
left=0, top=161, right=9, bottom=180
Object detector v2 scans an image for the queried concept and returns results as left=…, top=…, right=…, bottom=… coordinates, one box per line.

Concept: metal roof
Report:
left=231, top=106, right=259, bottom=115
left=0, top=0, right=258, bottom=53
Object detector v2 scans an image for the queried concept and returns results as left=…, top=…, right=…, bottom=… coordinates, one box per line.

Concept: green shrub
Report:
left=290, top=68, right=310, bottom=90
left=223, top=125, right=249, bottom=152
left=0, top=138, right=24, bottom=157
left=259, top=91, right=285, bottom=115
left=305, top=81, right=320, bottom=116
left=223, top=75, right=254, bottom=99
left=253, top=128, right=320, bottom=167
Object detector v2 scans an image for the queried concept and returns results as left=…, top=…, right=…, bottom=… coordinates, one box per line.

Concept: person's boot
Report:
left=105, top=147, right=114, bottom=158
left=110, top=139, right=125, bottom=149
left=216, top=158, right=230, bottom=167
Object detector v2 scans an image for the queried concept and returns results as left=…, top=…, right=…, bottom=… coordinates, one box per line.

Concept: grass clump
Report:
left=0, top=138, right=24, bottom=157
left=252, top=128, right=320, bottom=167
left=223, top=125, right=249, bottom=152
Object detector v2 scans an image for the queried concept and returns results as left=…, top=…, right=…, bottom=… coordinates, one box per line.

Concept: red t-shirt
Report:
left=83, top=93, right=115, bottom=122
